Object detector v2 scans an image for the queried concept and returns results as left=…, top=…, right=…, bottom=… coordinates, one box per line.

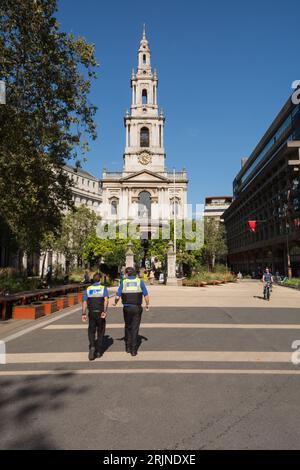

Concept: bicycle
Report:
left=263, top=281, right=271, bottom=301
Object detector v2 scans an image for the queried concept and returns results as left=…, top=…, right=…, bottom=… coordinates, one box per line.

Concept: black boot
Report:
left=88, top=347, right=96, bottom=361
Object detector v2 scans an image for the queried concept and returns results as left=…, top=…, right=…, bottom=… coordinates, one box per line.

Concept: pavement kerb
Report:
left=0, top=288, right=117, bottom=343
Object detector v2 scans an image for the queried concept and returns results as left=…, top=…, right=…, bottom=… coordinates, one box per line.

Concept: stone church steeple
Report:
left=124, top=26, right=166, bottom=173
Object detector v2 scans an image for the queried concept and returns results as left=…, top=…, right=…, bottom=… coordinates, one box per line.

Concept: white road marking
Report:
left=3, top=351, right=294, bottom=364
left=44, top=323, right=300, bottom=330
left=1, top=306, right=81, bottom=343
left=1, top=368, right=300, bottom=377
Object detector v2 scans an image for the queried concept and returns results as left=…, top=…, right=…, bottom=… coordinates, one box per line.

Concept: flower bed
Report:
left=182, top=272, right=236, bottom=287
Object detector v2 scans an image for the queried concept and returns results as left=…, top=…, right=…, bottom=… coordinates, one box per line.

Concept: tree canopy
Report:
left=83, top=224, right=144, bottom=270
left=203, top=218, right=228, bottom=269
left=0, top=0, right=98, bottom=253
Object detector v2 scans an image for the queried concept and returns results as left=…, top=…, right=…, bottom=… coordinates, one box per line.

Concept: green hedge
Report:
left=281, top=278, right=300, bottom=288
left=182, top=271, right=236, bottom=286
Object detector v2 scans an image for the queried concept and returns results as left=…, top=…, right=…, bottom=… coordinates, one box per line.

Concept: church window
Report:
left=171, top=199, right=180, bottom=217
left=138, top=191, right=151, bottom=218
left=140, top=127, right=149, bottom=147
left=111, top=199, right=118, bottom=215
left=143, top=54, right=146, bottom=64
left=142, top=89, right=147, bottom=105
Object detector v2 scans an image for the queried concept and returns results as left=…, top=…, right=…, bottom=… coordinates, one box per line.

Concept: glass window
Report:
left=138, top=191, right=151, bottom=218
left=171, top=200, right=179, bottom=216
left=111, top=200, right=118, bottom=215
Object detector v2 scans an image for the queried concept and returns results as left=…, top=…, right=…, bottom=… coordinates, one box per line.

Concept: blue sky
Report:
left=57, top=0, right=300, bottom=205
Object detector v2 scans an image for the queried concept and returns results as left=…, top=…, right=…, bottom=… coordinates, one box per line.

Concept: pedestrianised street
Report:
left=1, top=281, right=300, bottom=450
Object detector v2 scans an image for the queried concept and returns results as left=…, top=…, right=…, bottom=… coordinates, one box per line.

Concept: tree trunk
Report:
left=212, top=253, right=216, bottom=271
left=41, top=252, right=47, bottom=279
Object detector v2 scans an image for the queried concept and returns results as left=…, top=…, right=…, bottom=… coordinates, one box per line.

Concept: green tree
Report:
left=39, top=230, right=56, bottom=278
left=147, top=220, right=203, bottom=276
left=0, top=0, right=98, bottom=253
left=203, top=219, right=228, bottom=270
left=53, top=205, right=99, bottom=272
left=83, top=224, right=143, bottom=271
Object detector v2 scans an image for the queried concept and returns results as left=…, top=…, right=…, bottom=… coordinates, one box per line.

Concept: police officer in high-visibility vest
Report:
left=114, top=267, right=149, bottom=356
left=82, top=273, right=109, bottom=361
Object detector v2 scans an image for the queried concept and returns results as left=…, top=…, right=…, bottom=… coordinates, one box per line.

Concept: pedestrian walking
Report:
left=83, top=270, right=90, bottom=284
left=82, top=273, right=109, bottom=361
left=45, top=265, right=52, bottom=288
left=149, top=269, right=155, bottom=285
left=113, top=267, right=149, bottom=356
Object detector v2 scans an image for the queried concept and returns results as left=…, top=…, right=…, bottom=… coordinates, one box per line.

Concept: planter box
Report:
left=67, top=293, right=78, bottom=306
left=40, top=300, right=58, bottom=315
left=13, top=303, right=45, bottom=320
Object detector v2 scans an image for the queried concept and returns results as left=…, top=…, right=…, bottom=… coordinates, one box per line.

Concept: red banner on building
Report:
left=248, top=220, right=257, bottom=233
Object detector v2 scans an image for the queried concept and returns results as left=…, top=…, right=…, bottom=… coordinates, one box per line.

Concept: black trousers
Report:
left=123, top=305, right=143, bottom=352
left=88, top=311, right=106, bottom=352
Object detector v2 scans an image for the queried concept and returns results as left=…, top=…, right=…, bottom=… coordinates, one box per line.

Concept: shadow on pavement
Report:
left=115, top=334, right=148, bottom=352
left=101, top=334, right=114, bottom=354
left=0, top=372, right=89, bottom=449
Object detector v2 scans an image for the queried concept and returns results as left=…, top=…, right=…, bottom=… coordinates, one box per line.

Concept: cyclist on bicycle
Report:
left=262, top=268, right=274, bottom=299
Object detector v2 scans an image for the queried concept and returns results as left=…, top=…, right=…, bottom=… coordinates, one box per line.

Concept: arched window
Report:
left=140, top=127, right=149, bottom=147
left=111, top=199, right=118, bottom=215
left=143, top=54, right=146, bottom=64
left=138, top=191, right=151, bottom=218
left=142, top=89, right=147, bottom=105
left=171, top=199, right=180, bottom=217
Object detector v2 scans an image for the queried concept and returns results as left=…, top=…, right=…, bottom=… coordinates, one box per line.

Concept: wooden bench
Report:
left=0, top=283, right=86, bottom=321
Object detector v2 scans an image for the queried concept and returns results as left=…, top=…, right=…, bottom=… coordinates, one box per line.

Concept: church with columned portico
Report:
left=99, top=27, right=188, bottom=233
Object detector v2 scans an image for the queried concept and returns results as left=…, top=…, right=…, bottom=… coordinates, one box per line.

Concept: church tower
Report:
left=100, top=26, right=188, bottom=226
left=124, top=25, right=165, bottom=173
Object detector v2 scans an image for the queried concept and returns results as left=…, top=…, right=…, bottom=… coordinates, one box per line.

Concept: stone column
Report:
left=167, top=240, right=177, bottom=285
left=125, top=241, right=134, bottom=268
left=126, top=124, right=128, bottom=147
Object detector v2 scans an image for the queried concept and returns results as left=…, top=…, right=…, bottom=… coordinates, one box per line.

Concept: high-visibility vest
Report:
left=121, top=277, right=143, bottom=305
left=86, top=284, right=105, bottom=313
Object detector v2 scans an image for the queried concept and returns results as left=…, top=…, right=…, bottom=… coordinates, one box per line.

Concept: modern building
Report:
left=224, top=94, right=300, bottom=276
left=204, top=197, right=232, bottom=221
left=100, top=27, right=188, bottom=234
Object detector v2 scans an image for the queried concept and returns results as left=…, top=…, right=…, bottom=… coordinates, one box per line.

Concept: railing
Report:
left=166, top=172, right=187, bottom=179
left=102, top=172, right=123, bottom=179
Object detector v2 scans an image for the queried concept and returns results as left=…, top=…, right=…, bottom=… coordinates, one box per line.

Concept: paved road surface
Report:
left=1, top=281, right=300, bottom=449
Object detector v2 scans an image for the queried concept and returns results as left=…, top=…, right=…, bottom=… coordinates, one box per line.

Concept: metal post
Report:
left=285, top=190, right=292, bottom=279
left=0, top=80, right=6, bottom=105
left=173, top=168, right=176, bottom=255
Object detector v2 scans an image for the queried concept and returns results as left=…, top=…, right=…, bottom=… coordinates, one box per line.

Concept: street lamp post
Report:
left=284, top=190, right=292, bottom=279
left=0, top=80, right=6, bottom=105
left=173, top=168, right=176, bottom=256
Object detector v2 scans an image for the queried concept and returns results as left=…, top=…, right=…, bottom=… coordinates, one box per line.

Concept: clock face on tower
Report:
left=138, top=152, right=152, bottom=165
